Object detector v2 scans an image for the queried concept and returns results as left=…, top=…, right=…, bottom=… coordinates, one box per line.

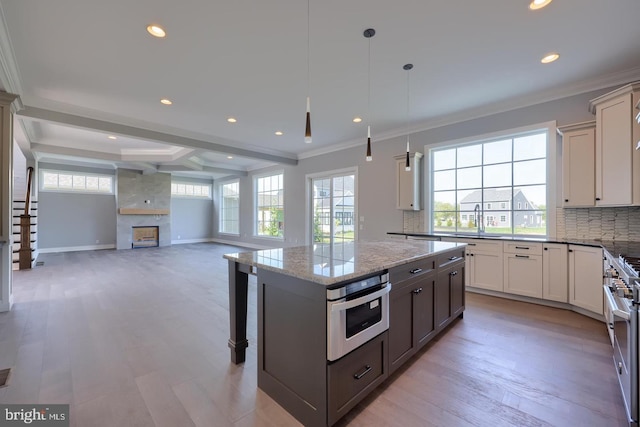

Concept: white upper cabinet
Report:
left=396, top=152, right=422, bottom=210
left=588, top=82, right=640, bottom=206
left=558, top=121, right=595, bottom=207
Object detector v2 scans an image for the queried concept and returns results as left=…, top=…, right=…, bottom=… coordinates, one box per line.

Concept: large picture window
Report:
left=220, top=180, right=239, bottom=235
left=255, top=173, right=284, bottom=238
left=430, top=130, right=547, bottom=236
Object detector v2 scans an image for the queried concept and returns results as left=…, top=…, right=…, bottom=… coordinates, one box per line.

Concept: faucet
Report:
left=474, top=204, right=484, bottom=234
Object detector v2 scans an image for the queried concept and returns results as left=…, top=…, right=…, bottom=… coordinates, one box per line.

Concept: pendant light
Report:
left=403, top=63, right=413, bottom=171
left=304, top=0, right=312, bottom=143
left=364, top=28, right=375, bottom=161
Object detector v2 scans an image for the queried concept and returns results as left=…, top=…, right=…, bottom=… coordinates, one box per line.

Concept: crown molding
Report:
left=299, top=66, right=640, bottom=160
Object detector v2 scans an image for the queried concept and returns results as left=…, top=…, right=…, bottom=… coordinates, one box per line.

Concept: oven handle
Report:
left=604, top=286, right=630, bottom=320
left=329, top=284, right=392, bottom=312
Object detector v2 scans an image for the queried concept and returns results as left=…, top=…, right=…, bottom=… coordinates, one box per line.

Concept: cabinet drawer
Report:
left=437, top=249, right=465, bottom=268
left=503, top=242, right=543, bottom=255
left=328, top=331, right=387, bottom=425
left=454, top=239, right=502, bottom=253
left=389, top=256, right=436, bottom=284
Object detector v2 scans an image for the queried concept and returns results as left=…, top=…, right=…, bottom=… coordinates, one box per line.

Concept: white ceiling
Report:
left=1, top=0, right=640, bottom=179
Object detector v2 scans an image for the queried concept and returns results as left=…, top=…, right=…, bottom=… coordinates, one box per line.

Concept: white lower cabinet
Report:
left=470, top=251, right=504, bottom=291
left=542, top=243, right=568, bottom=302
left=568, top=244, right=603, bottom=315
left=504, top=253, right=543, bottom=298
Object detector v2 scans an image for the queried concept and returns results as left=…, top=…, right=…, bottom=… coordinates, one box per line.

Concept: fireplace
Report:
left=132, top=226, right=159, bottom=248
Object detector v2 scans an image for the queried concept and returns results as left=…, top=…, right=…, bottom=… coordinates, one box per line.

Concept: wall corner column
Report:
left=0, top=91, right=19, bottom=312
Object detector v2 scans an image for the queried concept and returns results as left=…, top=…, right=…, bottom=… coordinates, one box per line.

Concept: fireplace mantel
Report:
left=118, top=208, right=170, bottom=215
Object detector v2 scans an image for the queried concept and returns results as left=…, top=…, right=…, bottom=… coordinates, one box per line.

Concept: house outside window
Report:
left=310, top=170, right=356, bottom=243
left=220, top=180, right=239, bottom=235
left=431, top=128, right=547, bottom=236
left=255, top=173, right=284, bottom=238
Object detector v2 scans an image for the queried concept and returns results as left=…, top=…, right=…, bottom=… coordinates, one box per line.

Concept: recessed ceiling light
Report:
left=147, top=25, right=166, bottom=38
left=529, top=0, right=552, bottom=10
left=107, top=135, right=117, bottom=140
left=275, top=131, right=283, bottom=136
left=541, top=53, right=560, bottom=64
left=227, top=117, right=237, bottom=123
left=227, top=156, right=233, bottom=159
left=160, top=98, right=172, bottom=105
left=353, top=117, right=362, bottom=123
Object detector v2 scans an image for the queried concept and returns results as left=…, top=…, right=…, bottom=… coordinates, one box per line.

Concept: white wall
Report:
left=213, top=86, right=615, bottom=248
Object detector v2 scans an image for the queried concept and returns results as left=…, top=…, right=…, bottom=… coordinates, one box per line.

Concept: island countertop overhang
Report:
left=223, top=239, right=466, bottom=287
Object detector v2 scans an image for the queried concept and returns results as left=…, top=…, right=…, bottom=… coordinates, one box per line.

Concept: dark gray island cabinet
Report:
left=224, top=240, right=465, bottom=427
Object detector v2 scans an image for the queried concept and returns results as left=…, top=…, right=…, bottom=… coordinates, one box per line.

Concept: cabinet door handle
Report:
left=412, top=288, right=423, bottom=294
left=596, top=198, right=601, bottom=201
left=515, top=255, right=529, bottom=259
left=448, top=256, right=458, bottom=261
left=354, top=365, right=372, bottom=380
left=544, top=247, right=548, bottom=251
left=450, top=271, right=458, bottom=276
left=515, top=246, right=529, bottom=250
left=470, top=253, right=475, bottom=257
left=564, top=199, right=569, bottom=202
left=410, top=268, right=423, bottom=274
left=568, top=249, right=573, bottom=253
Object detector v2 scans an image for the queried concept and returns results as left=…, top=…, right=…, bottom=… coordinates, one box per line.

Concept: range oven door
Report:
left=605, top=287, right=637, bottom=425
left=327, top=283, right=391, bottom=362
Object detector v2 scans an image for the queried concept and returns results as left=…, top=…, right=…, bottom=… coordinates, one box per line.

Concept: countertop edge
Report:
left=224, top=241, right=466, bottom=287
left=386, top=231, right=605, bottom=248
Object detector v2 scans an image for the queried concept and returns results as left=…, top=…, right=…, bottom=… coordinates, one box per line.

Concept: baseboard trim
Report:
left=38, top=244, right=116, bottom=254
left=171, top=238, right=214, bottom=245
left=211, top=238, right=274, bottom=250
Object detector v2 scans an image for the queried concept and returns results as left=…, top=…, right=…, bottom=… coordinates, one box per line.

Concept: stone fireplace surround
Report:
left=116, top=169, right=171, bottom=250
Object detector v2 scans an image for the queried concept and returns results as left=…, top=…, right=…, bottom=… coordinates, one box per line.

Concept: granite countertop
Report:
left=387, top=231, right=640, bottom=259
left=224, top=240, right=465, bottom=287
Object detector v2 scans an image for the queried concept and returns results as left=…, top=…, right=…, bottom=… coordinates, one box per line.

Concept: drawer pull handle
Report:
left=450, top=271, right=458, bottom=276
left=354, top=365, right=372, bottom=380
left=515, top=246, right=529, bottom=250
left=410, top=268, right=423, bottom=274
left=467, top=243, right=476, bottom=246
left=448, top=256, right=460, bottom=261
left=412, top=287, right=423, bottom=294
left=515, top=255, right=529, bottom=259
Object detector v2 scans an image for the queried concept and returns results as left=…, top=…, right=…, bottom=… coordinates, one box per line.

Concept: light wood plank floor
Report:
left=0, top=243, right=628, bottom=426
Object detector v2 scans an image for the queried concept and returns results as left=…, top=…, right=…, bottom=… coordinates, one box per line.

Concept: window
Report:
left=311, top=170, right=356, bottom=243
left=461, top=214, right=467, bottom=221
left=41, top=170, right=113, bottom=194
left=431, top=128, right=547, bottom=236
left=171, top=182, right=211, bottom=198
left=220, top=180, right=239, bottom=234
left=256, top=173, right=284, bottom=238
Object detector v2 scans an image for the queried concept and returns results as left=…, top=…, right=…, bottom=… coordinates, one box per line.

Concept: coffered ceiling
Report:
left=1, top=0, right=640, bottom=179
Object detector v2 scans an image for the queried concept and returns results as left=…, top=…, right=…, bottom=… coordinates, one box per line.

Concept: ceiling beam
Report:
left=17, top=106, right=299, bottom=166
left=158, top=164, right=248, bottom=177
left=31, top=143, right=121, bottom=162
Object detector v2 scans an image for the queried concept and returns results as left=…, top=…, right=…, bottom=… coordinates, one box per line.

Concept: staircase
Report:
left=11, top=200, right=37, bottom=270
left=12, top=166, right=36, bottom=270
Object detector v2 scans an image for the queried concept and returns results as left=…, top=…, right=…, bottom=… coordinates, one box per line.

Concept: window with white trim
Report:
left=255, top=173, right=284, bottom=238
left=171, top=182, right=211, bottom=198
left=220, top=180, right=239, bottom=235
left=431, top=129, right=547, bottom=236
left=40, top=170, right=113, bottom=194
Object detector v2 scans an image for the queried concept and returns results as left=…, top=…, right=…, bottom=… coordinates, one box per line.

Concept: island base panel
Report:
left=228, top=260, right=250, bottom=364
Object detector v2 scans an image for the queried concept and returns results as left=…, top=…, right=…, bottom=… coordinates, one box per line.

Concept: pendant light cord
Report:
left=307, top=0, right=310, bottom=96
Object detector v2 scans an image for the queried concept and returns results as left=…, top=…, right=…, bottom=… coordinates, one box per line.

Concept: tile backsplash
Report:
left=403, top=210, right=424, bottom=232
left=556, top=206, right=640, bottom=241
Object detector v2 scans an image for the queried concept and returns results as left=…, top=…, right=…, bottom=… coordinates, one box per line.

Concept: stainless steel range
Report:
left=604, top=250, right=640, bottom=426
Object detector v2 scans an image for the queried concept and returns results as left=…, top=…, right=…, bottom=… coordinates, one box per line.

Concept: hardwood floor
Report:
left=0, top=243, right=628, bottom=426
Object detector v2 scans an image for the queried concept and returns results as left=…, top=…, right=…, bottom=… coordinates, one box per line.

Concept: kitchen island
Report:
left=224, top=239, right=466, bottom=426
